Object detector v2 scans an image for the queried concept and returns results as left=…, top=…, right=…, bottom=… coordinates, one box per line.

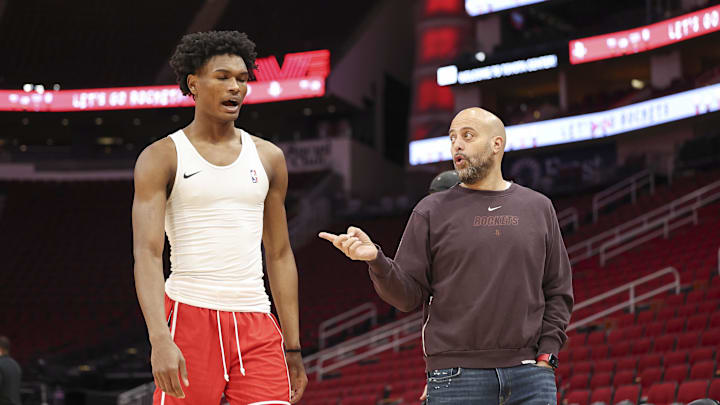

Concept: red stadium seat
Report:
left=571, top=347, right=592, bottom=362
left=677, top=332, right=701, bottom=350
left=590, top=372, right=612, bottom=390
left=665, top=318, right=686, bottom=334
left=590, top=344, right=610, bottom=361
left=689, top=347, right=714, bottom=365
left=664, top=364, right=689, bottom=384
left=590, top=386, right=613, bottom=405
left=677, top=303, right=698, bottom=318
left=607, top=329, right=626, bottom=345
left=614, top=313, right=636, bottom=328
left=594, top=359, right=615, bottom=374
left=637, top=354, right=662, bottom=372
left=697, top=300, right=719, bottom=315
left=686, top=314, right=710, bottom=331
left=685, top=289, right=706, bottom=303
left=657, top=307, right=676, bottom=320
left=636, top=311, right=655, bottom=324
left=625, top=325, right=644, bottom=339
left=567, top=373, right=591, bottom=390
left=645, top=321, right=665, bottom=337
left=613, top=384, right=641, bottom=404
left=709, top=379, right=720, bottom=400
left=612, top=370, right=636, bottom=386
left=665, top=294, right=686, bottom=307
left=564, top=389, right=590, bottom=405
left=586, top=330, right=606, bottom=345
left=645, top=381, right=677, bottom=405
left=653, top=335, right=676, bottom=353
left=689, top=360, right=716, bottom=380
left=701, top=328, right=720, bottom=347
left=631, top=337, right=653, bottom=355
left=676, top=380, right=710, bottom=403
left=616, top=357, right=638, bottom=372
left=637, top=367, right=663, bottom=389
left=611, top=341, right=632, bottom=358
left=710, top=313, right=720, bottom=329
left=707, top=287, right=720, bottom=301
left=573, top=361, right=593, bottom=375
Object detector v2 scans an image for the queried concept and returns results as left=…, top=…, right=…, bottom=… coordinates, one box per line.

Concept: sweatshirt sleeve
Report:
left=538, top=203, right=574, bottom=356
left=366, top=210, right=432, bottom=312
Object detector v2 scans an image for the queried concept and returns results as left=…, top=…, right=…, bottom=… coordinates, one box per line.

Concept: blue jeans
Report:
left=426, top=365, right=557, bottom=404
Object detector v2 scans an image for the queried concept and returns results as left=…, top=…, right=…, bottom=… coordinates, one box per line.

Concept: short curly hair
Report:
left=169, top=31, right=258, bottom=96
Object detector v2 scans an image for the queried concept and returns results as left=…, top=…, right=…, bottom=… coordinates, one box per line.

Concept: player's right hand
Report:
left=318, top=226, right=378, bottom=261
left=151, top=338, right=189, bottom=398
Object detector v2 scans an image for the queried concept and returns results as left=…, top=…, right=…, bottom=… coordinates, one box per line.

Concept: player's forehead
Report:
left=200, top=54, right=248, bottom=75
left=449, top=117, right=482, bottom=134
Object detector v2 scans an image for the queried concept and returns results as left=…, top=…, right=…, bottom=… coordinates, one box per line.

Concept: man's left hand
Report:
left=536, top=360, right=553, bottom=369
left=286, top=352, right=308, bottom=403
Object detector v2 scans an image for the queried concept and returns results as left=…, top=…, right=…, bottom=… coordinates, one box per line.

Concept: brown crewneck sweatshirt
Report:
left=368, top=183, right=574, bottom=371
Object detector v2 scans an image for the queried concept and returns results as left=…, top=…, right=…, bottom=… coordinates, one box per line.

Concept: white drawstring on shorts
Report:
left=232, top=313, right=246, bottom=376
left=217, top=310, right=246, bottom=382
left=217, top=310, right=230, bottom=382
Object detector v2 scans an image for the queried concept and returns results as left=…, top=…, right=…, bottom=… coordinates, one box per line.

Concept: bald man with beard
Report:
left=320, top=108, right=573, bottom=404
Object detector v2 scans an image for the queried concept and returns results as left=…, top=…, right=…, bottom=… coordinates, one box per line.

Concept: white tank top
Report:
left=164, top=129, right=271, bottom=313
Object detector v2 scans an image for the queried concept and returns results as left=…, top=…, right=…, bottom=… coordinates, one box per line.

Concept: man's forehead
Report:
left=449, top=116, right=482, bottom=132
left=203, top=54, right=247, bottom=72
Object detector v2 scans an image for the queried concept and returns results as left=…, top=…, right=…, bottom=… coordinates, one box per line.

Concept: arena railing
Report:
left=117, top=381, right=155, bottom=405
left=318, top=302, right=377, bottom=350
left=567, top=179, right=720, bottom=265
left=598, top=183, right=720, bottom=266
left=304, top=311, right=423, bottom=381
left=557, top=207, right=579, bottom=232
left=593, top=170, right=654, bottom=223
left=304, top=267, right=681, bottom=380
left=567, top=266, right=680, bottom=332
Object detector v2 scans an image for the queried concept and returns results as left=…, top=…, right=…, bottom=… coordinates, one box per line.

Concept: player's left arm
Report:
left=258, top=138, right=307, bottom=403
left=538, top=200, right=575, bottom=359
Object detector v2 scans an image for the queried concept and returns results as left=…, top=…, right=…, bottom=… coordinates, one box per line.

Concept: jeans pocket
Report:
left=428, top=367, right=462, bottom=382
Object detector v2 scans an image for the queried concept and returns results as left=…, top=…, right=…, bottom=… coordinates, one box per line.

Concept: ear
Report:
left=492, top=135, right=504, bottom=154
left=187, top=74, right=198, bottom=96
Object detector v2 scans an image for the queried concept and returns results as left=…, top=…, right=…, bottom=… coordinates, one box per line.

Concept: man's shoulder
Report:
left=413, top=187, right=456, bottom=216
left=246, top=131, right=283, bottom=159
left=511, top=183, right=554, bottom=211
left=145, top=136, right=176, bottom=157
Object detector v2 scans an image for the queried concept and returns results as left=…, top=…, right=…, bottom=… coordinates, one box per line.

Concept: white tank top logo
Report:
left=163, top=129, right=271, bottom=313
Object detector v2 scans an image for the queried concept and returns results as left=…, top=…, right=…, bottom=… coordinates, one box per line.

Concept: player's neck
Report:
left=185, top=114, right=237, bottom=143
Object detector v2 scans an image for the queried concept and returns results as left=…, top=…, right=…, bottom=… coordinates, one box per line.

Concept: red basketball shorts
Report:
left=153, top=295, right=291, bottom=405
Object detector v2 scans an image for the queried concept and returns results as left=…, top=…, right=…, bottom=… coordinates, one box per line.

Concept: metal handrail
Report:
left=593, top=170, right=654, bottom=223
left=117, top=382, right=155, bottom=405
left=558, top=207, right=579, bottom=231
left=568, top=179, right=720, bottom=264
left=568, top=267, right=680, bottom=331
left=318, top=302, right=377, bottom=349
left=304, top=311, right=423, bottom=379
left=305, top=266, right=683, bottom=379
left=598, top=189, right=720, bottom=266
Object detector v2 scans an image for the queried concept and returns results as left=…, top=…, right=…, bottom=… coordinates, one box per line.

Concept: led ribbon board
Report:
left=465, top=0, right=548, bottom=16
left=570, top=4, right=720, bottom=64
left=1, top=50, right=330, bottom=112
left=409, top=82, right=720, bottom=165
left=437, top=54, right=558, bottom=86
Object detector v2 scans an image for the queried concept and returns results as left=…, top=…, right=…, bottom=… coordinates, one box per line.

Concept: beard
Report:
left=455, top=152, right=494, bottom=184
